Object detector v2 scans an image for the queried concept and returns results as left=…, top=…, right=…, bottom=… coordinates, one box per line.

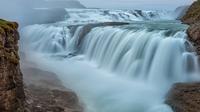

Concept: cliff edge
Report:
left=0, top=19, right=25, bottom=112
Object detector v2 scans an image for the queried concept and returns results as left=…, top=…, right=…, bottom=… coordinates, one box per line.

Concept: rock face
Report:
left=0, top=19, right=25, bottom=112
left=181, top=0, right=200, bottom=56
left=25, top=85, right=83, bottom=112
left=166, top=83, right=200, bottom=112
left=181, top=0, right=200, bottom=24
left=187, top=23, right=200, bottom=55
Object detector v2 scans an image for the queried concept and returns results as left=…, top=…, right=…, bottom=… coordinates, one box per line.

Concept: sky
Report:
left=78, top=0, right=196, bottom=10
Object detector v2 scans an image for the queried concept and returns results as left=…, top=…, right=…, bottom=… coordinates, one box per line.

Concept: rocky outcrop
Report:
left=187, top=23, right=200, bottom=55
left=181, top=0, right=200, bottom=56
left=0, top=19, right=25, bottom=112
left=166, top=83, right=200, bottom=112
left=181, top=0, right=200, bottom=24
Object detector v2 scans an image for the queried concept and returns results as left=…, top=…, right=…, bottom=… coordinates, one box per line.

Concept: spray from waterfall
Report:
left=21, top=21, right=200, bottom=112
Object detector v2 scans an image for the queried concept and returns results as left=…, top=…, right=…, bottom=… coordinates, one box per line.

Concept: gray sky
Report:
left=78, top=0, right=196, bottom=10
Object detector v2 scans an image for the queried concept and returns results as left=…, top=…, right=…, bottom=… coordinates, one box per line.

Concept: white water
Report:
left=21, top=20, right=200, bottom=112
left=62, top=9, right=175, bottom=25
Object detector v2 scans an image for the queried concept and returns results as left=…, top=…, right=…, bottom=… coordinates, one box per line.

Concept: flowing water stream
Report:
left=20, top=10, right=200, bottom=112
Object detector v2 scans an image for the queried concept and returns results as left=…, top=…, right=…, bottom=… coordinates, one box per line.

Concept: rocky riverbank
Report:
left=20, top=54, right=84, bottom=112
left=166, top=1, right=200, bottom=112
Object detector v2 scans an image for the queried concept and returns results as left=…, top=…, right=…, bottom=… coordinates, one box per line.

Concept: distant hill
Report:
left=0, top=0, right=85, bottom=27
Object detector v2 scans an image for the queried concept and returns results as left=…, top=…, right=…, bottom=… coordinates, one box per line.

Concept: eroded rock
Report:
left=0, top=19, right=25, bottom=112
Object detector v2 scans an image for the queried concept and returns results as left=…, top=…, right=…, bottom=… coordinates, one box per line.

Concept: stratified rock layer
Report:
left=0, top=19, right=25, bottom=112
left=166, top=83, right=200, bottom=112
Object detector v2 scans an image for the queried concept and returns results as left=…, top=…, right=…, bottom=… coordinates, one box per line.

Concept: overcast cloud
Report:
left=78, top=0, right=196, bottom=10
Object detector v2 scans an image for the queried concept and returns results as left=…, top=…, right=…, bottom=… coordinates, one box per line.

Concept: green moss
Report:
left=0, top=19, right=18, bottom=34
left=0, top=19, right=19, bottom=64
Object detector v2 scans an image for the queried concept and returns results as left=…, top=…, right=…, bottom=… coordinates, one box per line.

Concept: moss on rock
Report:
left=0, top=19, right=19, bottom=64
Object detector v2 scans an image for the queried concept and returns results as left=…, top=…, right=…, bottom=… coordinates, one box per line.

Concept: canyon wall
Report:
left=0, top=19, right=25, bottom=112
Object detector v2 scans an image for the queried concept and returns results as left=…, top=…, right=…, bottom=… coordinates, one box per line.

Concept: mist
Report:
left=0, top=0, right=83, bottom=27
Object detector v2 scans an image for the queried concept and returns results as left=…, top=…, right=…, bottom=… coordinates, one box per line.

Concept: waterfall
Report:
left=21, top=21, right=200, bottom=112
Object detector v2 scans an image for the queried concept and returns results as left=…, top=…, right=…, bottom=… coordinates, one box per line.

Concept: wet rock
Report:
left=187, top=22, right=200, bottom=55
left=166, top=83, right=200, bottom=112
left=20, top=58, right=84, bottom=112
left=25, top=85, right=83, bottom=112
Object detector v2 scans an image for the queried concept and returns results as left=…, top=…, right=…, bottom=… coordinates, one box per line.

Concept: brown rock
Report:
left=0, top=19, right=25, bottom=112
left=166, top=83, right=200, bottom=112
left=181, top=0, right=200, bottom=56
left=20, top=58, right=84, bottom=112
left=181, top=0, right=200, bottom=25
left=25, top=85, right=83, bottom=112
left=187, top=22, right=200, bottom=55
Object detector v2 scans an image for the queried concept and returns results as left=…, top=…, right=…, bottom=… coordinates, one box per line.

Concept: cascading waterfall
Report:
left=21, top=21, right=200, bottom=112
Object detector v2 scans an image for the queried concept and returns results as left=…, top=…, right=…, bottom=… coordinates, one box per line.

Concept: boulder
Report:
left=166, top=83, right=200, bottom=112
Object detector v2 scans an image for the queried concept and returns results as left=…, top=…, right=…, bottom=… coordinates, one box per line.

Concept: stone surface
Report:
left=0, top=19, right=25, bottom=112
left=166, top=83, right=200, bottom=112
left=187, top=22, right=200, bottom=55
left=20, top=56, right=84, bottom=112
left=24, top=85, right=83, bottom=112
left=181, top=0, right=200, bottom=24
left=181, top=0, right=200, bottom=56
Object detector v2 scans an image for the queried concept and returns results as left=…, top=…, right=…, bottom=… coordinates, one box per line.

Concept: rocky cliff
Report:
left=181, top=0, right=200, bottom=56
left=166, top=1, right=200, bottom=112
left=181, top=0, right=200, bottom=24
left=0, top=19, right=25, bottom=112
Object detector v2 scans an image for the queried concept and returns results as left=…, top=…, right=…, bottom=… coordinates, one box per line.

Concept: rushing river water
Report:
left=20, top=9, right=200, bottom=112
